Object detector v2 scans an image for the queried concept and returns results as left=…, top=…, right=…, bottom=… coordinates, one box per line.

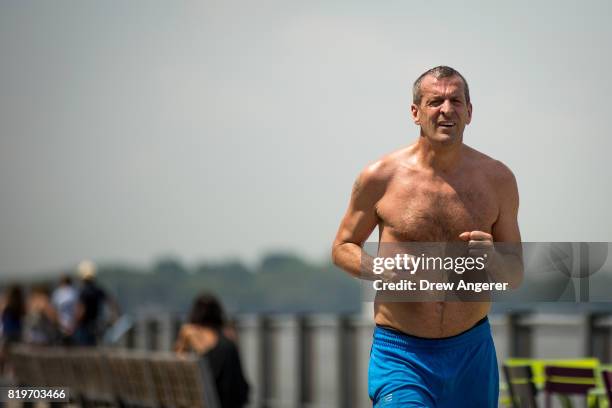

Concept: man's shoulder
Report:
left=465, top=146, right=517, bottom=195
left=350, top=149, right=409, bottom=203
left=466, top=146, right=514, bottom=178
left=359, top=147, right=409, bottom=183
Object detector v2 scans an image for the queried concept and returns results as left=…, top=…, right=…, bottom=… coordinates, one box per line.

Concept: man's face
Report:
left=411, top=75, right=472, bottom=145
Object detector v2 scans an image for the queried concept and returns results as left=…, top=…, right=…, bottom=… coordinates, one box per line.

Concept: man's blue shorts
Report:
left=368, top=317, right=498, bottom=407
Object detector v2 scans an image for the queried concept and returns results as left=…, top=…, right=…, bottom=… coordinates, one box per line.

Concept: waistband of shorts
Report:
left=373, top=317, right=491, bottom=350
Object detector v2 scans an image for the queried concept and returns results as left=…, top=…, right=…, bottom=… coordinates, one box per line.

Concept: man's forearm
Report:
left=332, top=242, right=380, bottom=281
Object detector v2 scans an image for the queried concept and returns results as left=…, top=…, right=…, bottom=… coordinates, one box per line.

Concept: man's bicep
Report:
left=335, top=205, right=379, bottom=247
left=334, top=170, right=384, bottom=247
left=492, top=205, right=520, bottom=242
left=492, top=171, right=521, bottom=243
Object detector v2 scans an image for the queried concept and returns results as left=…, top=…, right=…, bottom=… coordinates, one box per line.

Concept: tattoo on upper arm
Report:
left=352, top=177, right=362, bottom=195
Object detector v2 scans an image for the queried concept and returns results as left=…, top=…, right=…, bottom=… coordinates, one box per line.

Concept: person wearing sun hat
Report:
left=73, top=260, right=117, bottom=346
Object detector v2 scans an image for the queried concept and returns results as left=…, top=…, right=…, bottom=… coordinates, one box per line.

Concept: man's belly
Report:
left=374, top=300, right=490, bottom=338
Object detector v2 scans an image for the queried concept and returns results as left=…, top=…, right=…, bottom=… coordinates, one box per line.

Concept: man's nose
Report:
left=440, top=100, right=453, bottom=115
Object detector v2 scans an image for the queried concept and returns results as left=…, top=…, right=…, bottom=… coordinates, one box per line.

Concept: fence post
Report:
left=509, top=312, right=532, bottom=357
left=297, top=315, right=313, bottom=408
left=589, top=313, right=611, bottom=363
left=338, top=315, right=357, bottom=408
left=259, top=316, right=273, bottom=408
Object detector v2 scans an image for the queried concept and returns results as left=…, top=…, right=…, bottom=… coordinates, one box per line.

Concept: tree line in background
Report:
left=1, top=253, right=362, bottom=317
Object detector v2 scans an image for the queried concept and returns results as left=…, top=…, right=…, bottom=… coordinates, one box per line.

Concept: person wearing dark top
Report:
left=1, top=285, right=26, bottom=344
left=73, top=260, right=117, bottom=346
left=1, top=285, right=26, bottom=373
left=175, top=293, right=249, bottom=408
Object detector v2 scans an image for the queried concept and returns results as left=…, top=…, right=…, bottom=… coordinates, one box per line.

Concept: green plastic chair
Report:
left=504, top=358, right=601, bottom=408
left=504, top=364, right=538, bottom=408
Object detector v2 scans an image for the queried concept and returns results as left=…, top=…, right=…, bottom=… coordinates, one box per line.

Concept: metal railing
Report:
left=118, top=312, right=612, bottom=408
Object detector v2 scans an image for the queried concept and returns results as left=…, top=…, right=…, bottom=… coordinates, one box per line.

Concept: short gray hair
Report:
left=412, top=66, right=470, bottom=105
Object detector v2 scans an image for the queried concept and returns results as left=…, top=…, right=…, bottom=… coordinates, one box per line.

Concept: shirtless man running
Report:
left=332, top=66, right=523, bottom=407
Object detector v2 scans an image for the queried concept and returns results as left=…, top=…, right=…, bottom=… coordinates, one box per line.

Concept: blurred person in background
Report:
left=24, top=284, right=59, bottom=346
left=0, top=285, right=26, bottom=372
left=1, top=285, right=26, bottom=344
left=73, top=260, right=118, bottom=346
left=175, top=293, right=249, bottom=408
left=51, top=275, right=78, bottom=345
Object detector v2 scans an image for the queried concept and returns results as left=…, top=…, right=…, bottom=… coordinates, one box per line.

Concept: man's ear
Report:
left=411, top=103, right=420, bottom=125
left=466, top=102, right=473, bottom=125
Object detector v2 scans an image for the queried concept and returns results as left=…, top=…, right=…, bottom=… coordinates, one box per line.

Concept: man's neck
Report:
left=414, top=135, right=464, bottom=172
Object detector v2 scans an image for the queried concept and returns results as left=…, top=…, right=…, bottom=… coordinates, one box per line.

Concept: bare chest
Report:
left=377, top=174, right=499, bottom=241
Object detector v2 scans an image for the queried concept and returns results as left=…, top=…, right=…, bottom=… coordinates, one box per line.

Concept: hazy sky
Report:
left=1, top=0, right=611, bottom=275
